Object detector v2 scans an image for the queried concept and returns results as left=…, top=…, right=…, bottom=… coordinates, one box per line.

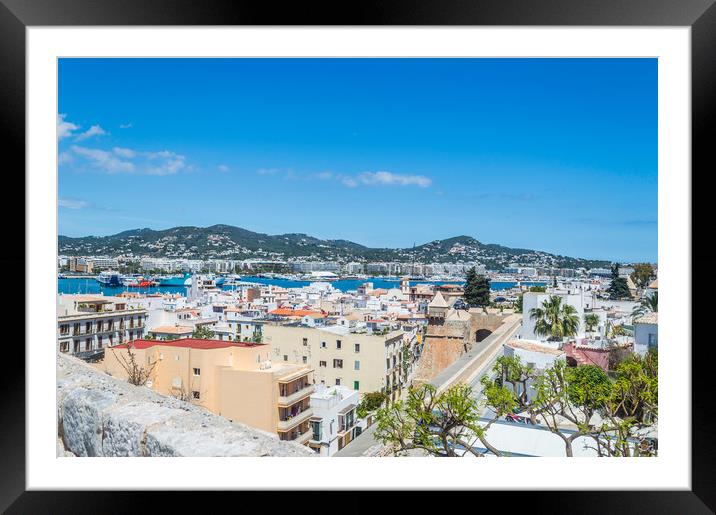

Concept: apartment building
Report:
left=57, top=294, right=148, bottom=357
left=308, top=384, right=366, bottom=456
left=102, top=338, right=315, bottom=444
left=262, top=323, right=406, bottom=401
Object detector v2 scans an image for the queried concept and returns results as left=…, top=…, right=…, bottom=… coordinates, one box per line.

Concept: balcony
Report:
left=277, top=408, right=314, bottom=431
left=294, top=431, right=312, bottom=445
left=278, top=384, right=315, bottom=407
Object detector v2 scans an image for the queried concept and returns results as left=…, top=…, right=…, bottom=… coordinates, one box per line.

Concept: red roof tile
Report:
left=114, top=338, right=264, bottom=350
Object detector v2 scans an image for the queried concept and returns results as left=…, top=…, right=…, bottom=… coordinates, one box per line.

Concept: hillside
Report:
left=58, top=224, right=610, bottom=270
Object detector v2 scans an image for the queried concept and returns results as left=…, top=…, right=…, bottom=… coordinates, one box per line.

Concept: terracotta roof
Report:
left=634, top=312, right=658, bottom=324
left=114, top=338, right=264, bottom=350
left=149, top=325, right=194, bottom=335
left=269, top=308, right=323, bottom=317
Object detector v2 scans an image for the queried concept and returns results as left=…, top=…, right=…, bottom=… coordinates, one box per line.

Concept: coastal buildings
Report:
left=57, top=294, right=148, bottom=357
left=102, top=338, right=315, bottom=443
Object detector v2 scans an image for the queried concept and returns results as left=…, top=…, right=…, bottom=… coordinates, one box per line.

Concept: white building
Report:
left=633, top=312, right=658, bottom=356
left=308, top=384, right=366, bottom=456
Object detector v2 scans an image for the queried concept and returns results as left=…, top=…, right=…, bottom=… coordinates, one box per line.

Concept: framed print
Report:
left=1, top=0, right=712, bottom=512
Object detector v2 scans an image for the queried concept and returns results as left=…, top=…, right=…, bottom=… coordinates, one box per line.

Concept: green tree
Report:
left=515, top=294, right=524, bottom=313
left=583, top=313, right=600, bottom=335
left=488, top=355, right=535, bottom=411
left=532, top=361, right=612, bottom=457
left=357, top=391, right=388, bottom=419
left=529, top=295, right=580, bottom=341
left=529, top=285, right=546, bottom=293
left=589, top=350, right=658, bottom=457
left=464, top=267, right=490, bottom=307
left=632, top=291, right=658, bottom=317
left=192, top=325, right=215, bottom=339
left=374, top=383, right=504, bottom=457
left=607, top=264, right=631, bottom=300
left=630, top=263, right=655, bottom=290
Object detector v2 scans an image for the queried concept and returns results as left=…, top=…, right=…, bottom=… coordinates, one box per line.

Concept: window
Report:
left=648, top=333, right=657, bottom=346
left=336, top=340, right=342, bottom=349
left=73, top=341, right=80, bottom=353
left=335, top=378, right=341, bottom=386
left=311, top=420, right=322, bottom=441
left=302, top=338, right=308, bottom=346
left=354, top=360, right=360, bottom=370
left=320, top=341, right=327, bottom=349
left=175, top=355, right=180, bottom=361
left=193, top=368, right=201, bottom=376
left=333, top=359, right=343, bottom=369
left=386, top=358, right=391, bottom=370
left=85, top=322, right=92, bottom=333
left=302, top=356, right=307, bottom=364
left=192, top=391, right=201, bottom=399
left=87, top=338, right=93, bottom=350
left=60, top=341, right=69, bottom=353
left=353, top=381, right=360, bottom=390
left=354, top=343, right=360, bottom=353
left=284, top=355, right=288, bottom=362
left=319, top=361, right=327, bottom=368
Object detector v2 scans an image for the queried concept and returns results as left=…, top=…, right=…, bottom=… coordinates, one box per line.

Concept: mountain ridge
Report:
left=58, top=224, right=611, bottom=270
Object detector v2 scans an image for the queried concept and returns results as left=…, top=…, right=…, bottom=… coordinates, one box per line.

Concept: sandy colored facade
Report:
left=261, top=324, right=406, bottom=400
left=101, top=338, right=314, bottom=443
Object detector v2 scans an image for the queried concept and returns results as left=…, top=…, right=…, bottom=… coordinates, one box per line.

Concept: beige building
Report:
left=57, top=294, right=148, bottom=357
left=262, top=324, right=406, bottom=401
left=102, top=338, right=315, bottom=444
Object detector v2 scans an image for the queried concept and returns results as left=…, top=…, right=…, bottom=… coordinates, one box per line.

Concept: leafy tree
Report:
left=250, top=330, right=263, bottom=343
left=464, top=267, right=490, bottom=307
left=488, top=355, right=535, bottom=411
left=529, top=295, right=580, bottom=341
left=192, top=325, right=215, bottom=339
left=632, top=291, right=658, bottom=317
left=144, top=333, right=156, bottom=340
left=583, top=313, right=600, bottom=334
left=630, top=263, right=655, bottom=290
left=374, top=383, right=504, bottom=457
left=529, top=285, right=546, bottom=293
left=357, top=391, right=388, bottom=419
left=532, top=361, right=611, bottom=457
left=607, top=264, right=631, bottom=300
left=589, top=350, right=658, bottom=457
left=515, top=294, right=523, bottom=313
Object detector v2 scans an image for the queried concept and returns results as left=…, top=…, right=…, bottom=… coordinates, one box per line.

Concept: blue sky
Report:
left=58, top=58, right=657, bottom=262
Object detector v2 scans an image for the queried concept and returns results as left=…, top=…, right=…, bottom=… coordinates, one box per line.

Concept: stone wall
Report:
left=56, top=353, right=314, bottom=457
left=413, top=312, right=509, bottom=383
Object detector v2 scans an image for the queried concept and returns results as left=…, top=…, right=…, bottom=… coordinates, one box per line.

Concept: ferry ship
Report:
left=96, top=270, right=122, bottom=287
left=157, top=273, right=192, bottom=287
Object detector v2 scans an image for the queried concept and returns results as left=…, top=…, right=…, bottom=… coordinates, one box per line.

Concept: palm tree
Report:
left=632, top=291, right=658, bottom=317
left=584, top=313, right=600, bottom=335
left=529, top=295, right=580, bottom=342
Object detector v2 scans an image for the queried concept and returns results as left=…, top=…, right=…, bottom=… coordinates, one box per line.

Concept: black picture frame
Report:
left=2, top=0, right=711, bottom=512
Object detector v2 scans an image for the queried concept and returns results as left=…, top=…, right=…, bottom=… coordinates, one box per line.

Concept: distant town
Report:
left=57, top=247, right=658, bottom=458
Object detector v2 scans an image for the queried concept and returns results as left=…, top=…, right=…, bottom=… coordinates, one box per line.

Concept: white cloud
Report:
left=57, top=114, right=79, bottom=140
left=119, top=122, right=132, bottom=129
left=68, top=145, right=189, bottom=176
left=356, top=171, right=432, bottom=187
left=59, top=197, right=90, bottom=209
left=217, top=164, right=230, bottom=172
left=257, top=168, right=280, bottom=175
left=337, top=171, right=432, bottom=188
left=145, top=150, right=187, bottom=176
left=75, top=124, right=107, bottom=141
left=71, top=145, right=135, bottom=173
left=58, top=152, right=73, bottom=165
left=113, top=147, right=137, bottom=159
